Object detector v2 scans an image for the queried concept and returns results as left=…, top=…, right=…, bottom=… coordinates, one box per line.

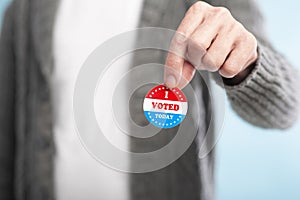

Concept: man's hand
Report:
left=164, top=1, right=258, bottom=89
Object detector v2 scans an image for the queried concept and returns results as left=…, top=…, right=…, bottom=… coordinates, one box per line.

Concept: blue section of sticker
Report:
left=144, top=111, right=185, bottom=129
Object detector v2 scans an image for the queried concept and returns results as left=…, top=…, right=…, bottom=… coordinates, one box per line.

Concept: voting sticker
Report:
left=143, top=85, right=188, bottom=129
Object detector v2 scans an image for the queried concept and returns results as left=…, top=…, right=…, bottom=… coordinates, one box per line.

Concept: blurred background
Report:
left=1, top=0, right=299, bottom=199
left=216, top=1, right=300, bottom=199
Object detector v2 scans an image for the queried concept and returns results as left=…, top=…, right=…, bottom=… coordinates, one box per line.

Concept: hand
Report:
left=164, top=1, right=258, bottom=89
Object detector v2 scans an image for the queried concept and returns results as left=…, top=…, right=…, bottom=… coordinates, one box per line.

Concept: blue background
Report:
left=216, top=1, right=300, bottom=200
left=0, top=0, right=299, bottom=199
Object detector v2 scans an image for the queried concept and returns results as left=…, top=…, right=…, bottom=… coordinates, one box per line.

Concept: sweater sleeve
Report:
left=0, top=2, right=16, bottom=199
left=210, top=0, right=300, bottom=129
left=225, top=41, right=300, bottom=129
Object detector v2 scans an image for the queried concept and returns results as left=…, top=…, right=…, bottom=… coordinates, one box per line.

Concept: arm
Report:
left=164, top=0, right=300, bottom=129
left=212, top=0, right=300, bottom=129
left=0, top=3, right=16, bottom=199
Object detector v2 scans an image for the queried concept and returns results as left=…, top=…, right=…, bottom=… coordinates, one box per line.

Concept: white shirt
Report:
left=52, top=0, right=143, bottom=199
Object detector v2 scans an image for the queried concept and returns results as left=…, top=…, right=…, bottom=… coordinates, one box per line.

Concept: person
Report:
left=0, top=0, right=299, bottom=200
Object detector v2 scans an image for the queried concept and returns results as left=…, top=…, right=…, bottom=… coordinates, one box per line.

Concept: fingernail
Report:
left=166, top=75, right=177, bottom=88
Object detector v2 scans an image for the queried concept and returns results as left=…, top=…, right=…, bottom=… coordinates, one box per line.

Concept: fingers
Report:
left=165, top=2, right=208, bottom=88
left=219, top=34, right=258, bottom=78
left=165, top=37, right=186, bottom=88
left=219, top=48, right=245, bottom=78
left=176, top=1, right=207, bottom=36
left=164, top=2, right=258, bottom=88
left=177, top=61, right=196, bottom=89
left=186, top=18, right=221, bottom=68
left=201, top=28, right=236, bottom=71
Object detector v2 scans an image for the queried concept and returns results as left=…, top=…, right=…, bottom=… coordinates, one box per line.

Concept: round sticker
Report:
left=143, top=85, right=188, bottom=129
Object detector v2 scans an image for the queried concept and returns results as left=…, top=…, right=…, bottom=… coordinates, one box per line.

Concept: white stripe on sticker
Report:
left=143, top=98, right=188, bottom=115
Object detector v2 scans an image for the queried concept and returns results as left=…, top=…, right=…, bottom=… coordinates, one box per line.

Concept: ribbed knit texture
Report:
left=0, top=0, right=299, bottom=200
left=225, top=41, right=300, bottom=129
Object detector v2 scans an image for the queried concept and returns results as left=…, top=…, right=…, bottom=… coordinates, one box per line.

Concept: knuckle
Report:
left=236, top=26, right=256, bottom=43
left=226, top=19, right=237, bottom=30
left=188, top=2, right=202, bottom=14
left=202, top=55, right=220, bottom=71
left=215, top=7, right=231, bottom=17
left=212, top=58, right=224, bottom=69
left=232, top=22, right=246, bottom=37
left=220, top=64, right=239, bottom=77
left=207, top=64, right=219, bottom=72
left=189, top=36, right=207, bottom=51
left=238, top=33, right=258, bottom=53
left=246, top=33, right=257, bottom=47
left=189, top=1, right=212, bottom=15
left=191, top=1, right=206, bottom=10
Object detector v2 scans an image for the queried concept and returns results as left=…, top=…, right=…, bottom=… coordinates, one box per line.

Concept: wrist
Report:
left=222, top=61, right=257, bottom=86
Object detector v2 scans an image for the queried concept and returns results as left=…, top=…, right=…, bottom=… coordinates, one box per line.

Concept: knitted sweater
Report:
left=0, top=0, right=299, bottom=200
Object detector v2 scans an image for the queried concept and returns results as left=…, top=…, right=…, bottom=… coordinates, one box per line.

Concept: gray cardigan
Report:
left=0, top=0, right=299, bottom=199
